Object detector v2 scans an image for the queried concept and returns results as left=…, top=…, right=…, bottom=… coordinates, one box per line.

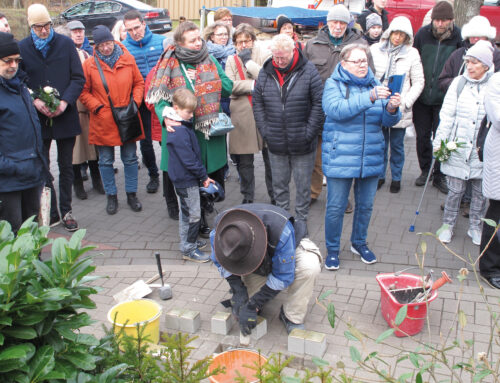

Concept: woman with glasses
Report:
left=322, top=43, right=401, bottom=270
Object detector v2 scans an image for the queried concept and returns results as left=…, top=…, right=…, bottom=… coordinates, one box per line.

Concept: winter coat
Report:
left=370, top=17, right=424, bottom=129
left=19, top=32, right=85, bottom=140
left=482, top=72, right=500, bottom=200
left=0, top=71, right=45, bottom=193
left=80, top=42, right=145, bottom=147
left=225, top=45, right=271, bottom=155
left=144, top=66, right=162, bottom=142
left=123, top=26, right=165, bottom=79
left=433, top=71, right=492, bottom=181
left=322, top=64, right=401, bottom=179
left=357, top=6, right=389, bottom=32
left=438, top=43, right=500, bottom=93
left=413, top=23, right=463, bottom=106
left=252, top=49, right=324, bottom=156
left=303, top=26, right=369, bottom=84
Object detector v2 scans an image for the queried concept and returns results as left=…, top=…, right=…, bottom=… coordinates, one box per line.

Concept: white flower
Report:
left=446, top=141, right=457, bottom=151
left=28, top=88, right=33, bottom=94
left=43, top=86, right=53, bottom=94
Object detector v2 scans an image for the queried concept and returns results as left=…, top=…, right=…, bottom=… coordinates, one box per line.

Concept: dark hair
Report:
left=123, top=10, right=143, bottom=23
left=233, top=23, right=256, bottom=43
left=0, top=13, right=6, bottom=19
left=173, top=88, right=197, bottom=112
left=173, top=21, right=198, bottom=45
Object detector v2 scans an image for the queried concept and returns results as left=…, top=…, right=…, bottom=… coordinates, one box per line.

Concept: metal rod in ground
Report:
left=409, top=157, right=437, bottom=232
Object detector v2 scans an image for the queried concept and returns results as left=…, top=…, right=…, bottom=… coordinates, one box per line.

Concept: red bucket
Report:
left=376, top=273, right=438, bottom=337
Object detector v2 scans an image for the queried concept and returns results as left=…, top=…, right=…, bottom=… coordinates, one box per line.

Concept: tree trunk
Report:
left=454, top=0, right=483, bottom=28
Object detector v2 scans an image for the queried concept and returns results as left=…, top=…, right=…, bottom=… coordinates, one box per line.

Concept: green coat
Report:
left=155, top=56, right=233, bottom=174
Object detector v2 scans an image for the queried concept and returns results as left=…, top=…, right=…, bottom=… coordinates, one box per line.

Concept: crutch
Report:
left=409, top=157, right=436, bottom=232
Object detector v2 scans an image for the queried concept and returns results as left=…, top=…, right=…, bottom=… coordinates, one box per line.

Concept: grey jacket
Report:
left=483, top=72, right=500, bottom=200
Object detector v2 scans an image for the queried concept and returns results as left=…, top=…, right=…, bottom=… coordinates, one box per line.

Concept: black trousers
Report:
left=43, top=137, right=75, bottom=218
left=139, top=103, right=159, bottom=178
left=412, top=100, right=443, bottom=177
left=0, top=186, right=41, bottom=233
left=480, top=199, right=500, bottom=278
left=162, top=171, right=178, bottom=209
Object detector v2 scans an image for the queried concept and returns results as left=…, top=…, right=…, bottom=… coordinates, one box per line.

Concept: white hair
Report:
left=270, top=33, right=294, bottom=52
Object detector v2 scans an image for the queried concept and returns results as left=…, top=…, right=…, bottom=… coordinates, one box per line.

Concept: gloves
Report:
left=226, top=275, right=248, bottom=318
left=239, top=301, right=258, bottom=335
left=238, top=48, right=252, bottom=65
left=249, top=284, right=280, bottom=311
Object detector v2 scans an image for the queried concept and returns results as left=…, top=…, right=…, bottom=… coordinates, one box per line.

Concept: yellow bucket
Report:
left=107, top=299, right=162, bottom=344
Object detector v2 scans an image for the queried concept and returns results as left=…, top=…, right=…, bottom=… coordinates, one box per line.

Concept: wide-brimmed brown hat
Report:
left=214, top=209, right=267, bottom=276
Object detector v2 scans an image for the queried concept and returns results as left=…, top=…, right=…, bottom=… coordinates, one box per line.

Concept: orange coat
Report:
left=80, top=42, right=145, bottom=146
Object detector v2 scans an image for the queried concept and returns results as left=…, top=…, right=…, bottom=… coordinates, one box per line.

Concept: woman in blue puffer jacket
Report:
left=322, top=43, right=401, bottom=271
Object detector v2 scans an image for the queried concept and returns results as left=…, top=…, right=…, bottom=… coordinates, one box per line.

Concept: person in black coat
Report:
left=19, top=4, right=85, bottom=231
left=252, top=33, right=323, bottom=238
left=357, top=0, right=389, bottom=33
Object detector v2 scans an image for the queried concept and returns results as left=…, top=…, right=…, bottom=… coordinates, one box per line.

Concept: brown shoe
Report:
left=345, top=199, right=353, bottom=214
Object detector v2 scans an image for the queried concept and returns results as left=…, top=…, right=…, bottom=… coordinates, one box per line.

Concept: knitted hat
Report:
left=431, top=1, right=454, bottom=20
left=0, top=32, right=19, bottom=58
left=465, top=39, right=494, bottom=68
left=67, top=20, right=85, bottom=30
left=92, top=25, right=114, bottom=45
left=366, top=13, right=382, bottom=30
left=462, top=16, right=496, bottom=41
left=27, top=4, right=51, bottom=27
left=327, top=4, right=351, bottom=24
left=276, top=14, right=293, bottom=33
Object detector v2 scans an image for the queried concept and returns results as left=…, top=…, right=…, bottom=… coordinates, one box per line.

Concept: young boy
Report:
left=165, top=88, right=214, bottom=263
left=364, top=13, right=383, bottom=45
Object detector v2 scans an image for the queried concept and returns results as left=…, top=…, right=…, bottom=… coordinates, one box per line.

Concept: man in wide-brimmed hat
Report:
left=211, top=203, right=322, bottom=335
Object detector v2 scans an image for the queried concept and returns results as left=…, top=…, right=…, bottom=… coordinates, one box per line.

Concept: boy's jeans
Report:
left=175, top=185, right=201, bottom=254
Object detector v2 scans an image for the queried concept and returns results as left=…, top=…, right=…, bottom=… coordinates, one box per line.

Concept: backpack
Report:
left=476, top=115, right=491, bottom=162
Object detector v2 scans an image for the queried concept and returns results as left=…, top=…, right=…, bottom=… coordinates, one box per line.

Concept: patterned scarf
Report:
left=146, top=40, right=221, bottom=138
left=381, top=41, right=404, bottom=83
left=95, top=44, right=123, bottom=69
left=31, top=28, right=54, bottom=58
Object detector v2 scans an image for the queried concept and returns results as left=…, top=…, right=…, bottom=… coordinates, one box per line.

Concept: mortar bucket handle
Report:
left=432, top=271, right=452, bottom=290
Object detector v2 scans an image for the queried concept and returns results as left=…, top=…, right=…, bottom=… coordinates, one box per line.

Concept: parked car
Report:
left=55, top=0, right=172, bottom=39
left=385, top=0, right=500, bottom=42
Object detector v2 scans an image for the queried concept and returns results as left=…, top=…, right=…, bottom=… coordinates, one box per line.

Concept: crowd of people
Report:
left=1, top=0, right=500, bottom=334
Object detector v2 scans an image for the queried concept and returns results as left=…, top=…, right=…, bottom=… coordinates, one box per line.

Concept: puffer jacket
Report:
left=252, top=49, right=324, bottom=156
left=80, top=42, right=145, bottom=146
left=482, top=72, right=500, bottom=200
left=433, top=71, right=493, bottom=181
left=370, top=16, right=424, bottom=129
left=357, top=6, right=389, bottom=32
left=322, top=64, right=401, bottom=179
left=123, top=26, right=165, bottom=79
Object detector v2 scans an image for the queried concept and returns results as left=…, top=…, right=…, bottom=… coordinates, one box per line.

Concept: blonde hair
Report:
left=112, top=20, right=125, bottom=41
left=270, top=33, right=294, bottom=52
left=173, top=88, right=197, bottom=112
left=214, top=8, right=232, bottom=22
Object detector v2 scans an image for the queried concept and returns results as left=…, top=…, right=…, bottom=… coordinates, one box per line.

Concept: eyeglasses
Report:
left=0, top=57, right=22, bottom=65
left=236, top=39, right=252, bottom=46
left=125, top=23, right=144, bottom=33
left=214, top=33, right=228, bottom=37
left=344, top=59, right=368, bottom=66
left=32, top=22, right=52, bottom=32
left=98, top=41, right=115, bottom=48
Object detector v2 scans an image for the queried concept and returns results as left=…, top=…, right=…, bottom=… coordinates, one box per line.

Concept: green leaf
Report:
left=409, top=353, right=420, bottom=368
left=481, top=218, right=497, bottom=228
left=283, top=378, right=302, bottom=383
left=473, top=370, right=492, bottom=382
left=2, top=326, right=37, bottom=339
left=318, top=289, right=334, bottom=301
left=344, top=330, right=359, bottom=341
left=69, top=229, right=86, bottom=250
left=394, top=305, right=408, bottom=326
left=327, top=302, right=336, bottom=329
left=458, top=310, right=467, bottom=329
left=60, top=352, right=96, bottom=371
left=0, top=359, right=22, bottom=373
left=75, top=334, right=99, bottom=346
left=32, top=260, right=55, bottom=287
left=15, top=312, right=46, bottom=326
left=397, top=372, right=413, bottom=382
left=349, top=346, right=361, bottom=362
left=375, top=328, right=394, bottom=343
left=39, top=288, right=72, bottom=301
left=0, top=315, right=12, bottom=325
left=0, top=344, right=31, bottom=361
left=312, top=356, right=329, bottom=367
left=0, top=333, right=3, bottom=346
left=416, top=372, right=423, bottom=383
left=29, top=345, right=54, bottom=383
left=97, top=363, right=128, bottom=383
left=436, top=224, right=449, bottom=236
left=55, top=327, right=77, bottom=341
left=336, top=360, right=345, bottom=369
left=420, top=241, right=427, bottom=254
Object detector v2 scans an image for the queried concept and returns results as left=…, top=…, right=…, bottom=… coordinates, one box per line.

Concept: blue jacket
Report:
left=0, top=71, right=45, bottom=193
left=166, top=121, right=208, bottom=189
left=80, top=37, right=94, bottom=55
left=322, top=64, right=401, bottom=179
left=123, top=27, right=165, bottom=79
left=19, top=32, right=85, bottom=140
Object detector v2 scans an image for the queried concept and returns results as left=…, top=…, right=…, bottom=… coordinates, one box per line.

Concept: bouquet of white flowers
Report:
left=30, top=86, right=60, bottom=126
left=433, top=139, right=465, bottom=162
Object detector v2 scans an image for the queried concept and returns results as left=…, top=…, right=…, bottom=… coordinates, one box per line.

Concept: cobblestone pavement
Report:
left=45, top=138, right=500, bottom=381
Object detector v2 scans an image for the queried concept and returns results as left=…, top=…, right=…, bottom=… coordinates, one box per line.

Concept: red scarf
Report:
left=272, top=48, right=299, bottom=87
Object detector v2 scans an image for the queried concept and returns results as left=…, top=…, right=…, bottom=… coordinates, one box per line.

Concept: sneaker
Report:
left=437, top=224, right=453, bottom=243
left=49, top=215, right=61, bottom=227
left=325, top=251, right=339, bottom=270
left=345, top=200, right=353, bottom=214
left=377, top=178, right=385, bottom=190
left=467, top=228, right=481, bottom=246
left=390, top=180, right=401, bottom=193
left=126, top=192, right=142, bottom=212
left=183, top=249, right=211, bottom=263
left=433, top=175, right=448, bottom=194
left=351, top=244, right=377, bottom=264
left=106, top=195, right=118, bottom=215
left=196, top=239, right=207, bottom=250
left=279, top=306, right=304, bottom=334
left=62, top=211, right=78, bottom=232
left=415, top=171, right=430, bottom=186
left=146, top=176, right=159, bottom=194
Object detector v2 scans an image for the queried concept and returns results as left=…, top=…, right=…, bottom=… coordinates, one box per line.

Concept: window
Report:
left=92, top=1, right=122, bottom=14
left=65, top=2, right=93, bottom=16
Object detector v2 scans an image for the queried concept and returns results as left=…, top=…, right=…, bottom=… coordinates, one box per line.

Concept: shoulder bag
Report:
left=94, top=57, right=142, bottom=144
left=476, top=115, right=491, bottom=162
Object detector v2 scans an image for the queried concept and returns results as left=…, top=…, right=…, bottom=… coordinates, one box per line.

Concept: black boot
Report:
left=126, top=192, right=142, bottom=212
left=106, top=194, right=118, bottom=215
left=73, top=178, right=87, bottom=200
left=89, top=160, right=105, bottom=194
left=199, top=210, right=211, bottom=238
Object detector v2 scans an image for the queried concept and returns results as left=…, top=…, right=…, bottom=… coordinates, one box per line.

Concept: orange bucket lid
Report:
left=208, top=349, right=267, bottom=383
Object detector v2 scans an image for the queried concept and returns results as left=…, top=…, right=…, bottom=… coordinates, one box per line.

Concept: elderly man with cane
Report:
left=210, top=203, right=322, bottom=335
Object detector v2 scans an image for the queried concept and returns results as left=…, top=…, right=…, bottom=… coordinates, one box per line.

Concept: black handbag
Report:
left=94, top=57, right=142, bottom=144
left=476, top=115, right=491, bottom=162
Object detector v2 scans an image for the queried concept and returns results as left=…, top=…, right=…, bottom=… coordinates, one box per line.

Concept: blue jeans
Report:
left=175, top=185, right=201, bottom=254
left=97, top=142, right=138, bottom=195
left=268, top=150, right=315, bottom=222
left=382, top=127, right=406, bottom=182
left=325, top=176, right=378, bottom=253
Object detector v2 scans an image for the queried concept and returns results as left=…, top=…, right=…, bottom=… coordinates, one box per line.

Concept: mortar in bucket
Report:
left=376, top=273, right=438, bottom=337
left=208, top=349, right=267, bottom=383
left=107, top=299, right=162, bottom=344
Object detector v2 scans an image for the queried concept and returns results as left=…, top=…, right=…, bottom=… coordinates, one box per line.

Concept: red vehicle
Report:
left=384, top=0, right=500, bottom=42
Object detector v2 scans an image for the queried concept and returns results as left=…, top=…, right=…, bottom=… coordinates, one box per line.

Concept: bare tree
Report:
left=454, top=0, right=483, bottom=28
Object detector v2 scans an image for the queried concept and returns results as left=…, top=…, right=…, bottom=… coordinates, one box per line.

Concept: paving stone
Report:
left=304, top=330, right=327, bottom=358
left=179, top=310, right=201, bottom=333
left=211, top=311, right=233, bottom=335
left=165, top=308, right=183, bottom=330
left=288, top=329, right=307, bottom=354
left=250, top=316, right=267, bottom=340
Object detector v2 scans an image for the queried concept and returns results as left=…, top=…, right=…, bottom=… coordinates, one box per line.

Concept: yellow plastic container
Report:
left=107, top=299, right=162, bottom=344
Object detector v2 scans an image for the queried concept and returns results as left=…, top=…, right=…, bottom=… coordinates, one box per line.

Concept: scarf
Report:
left=272, top=48, right=299, bottom=86
left=96, top=44, right=123, bottom=69
left=432, top=21, right=453, bottom=42
left=207, top=40, right=236, bottom=65
left=328, top=30, right=343, bottom=47
left=381, top=41, right=404, bottom=83
left=146, top=40, right=221, bottom=138
left=339, top=64, right=376, bottom=87
left=31, top=28, right=54, bottom=58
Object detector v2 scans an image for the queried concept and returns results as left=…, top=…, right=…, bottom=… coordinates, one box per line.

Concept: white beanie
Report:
left=327, top=4, right=351, bottom=24
left=462, top=15, right=496, bottom=41
left=27, top=4, right=51, bottom=27
left=465, top=39, right=494, bottom=69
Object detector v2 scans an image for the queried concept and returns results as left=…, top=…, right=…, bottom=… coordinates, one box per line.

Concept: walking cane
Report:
left=409, top=157, right=437, bottom=232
